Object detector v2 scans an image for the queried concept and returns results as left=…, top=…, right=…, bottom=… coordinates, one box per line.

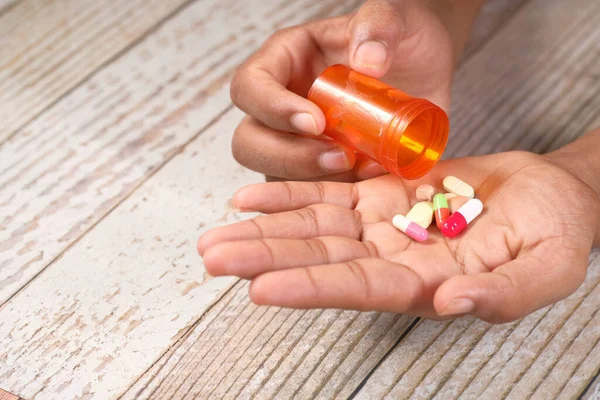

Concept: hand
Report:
left=230, top=0, right=454, bottom=182
left=198, top=151, right=600, bottom=323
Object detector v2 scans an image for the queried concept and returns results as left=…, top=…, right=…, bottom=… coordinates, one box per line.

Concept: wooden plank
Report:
left=0, top=1, right=368, bottom=399
left=581, top=372, right=600, bottom=400
left=0, top=0, right=347, bottom=304
left=0, top=0, right=20, bottom=16
left=0, top=0, right=191, bottom=144
left=353, top=252, right=600, bottom=399
left=0, top=106, right=250, bottom=399
left=462, top=0, right=531, bottom=60
left=122, top=279, right=414, bottom=399
left=447, top=0, right=600, bottom=158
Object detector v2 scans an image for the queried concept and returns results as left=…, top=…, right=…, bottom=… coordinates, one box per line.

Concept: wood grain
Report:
left=122, top=279, right=415, bottom=399
left=582, top=373, right=600, bottom=400
left=0, top=0, right=191, bottom=144
left=447, top=0, right=600, bottom=158
left=355, top=252, right=600, bottom=399
left=0, top=0, right=355, bottom=305
left=0, top=0, right=19, bottom=16
left=0, top=1, right=365, bottom=398
left=462, top=0, right=531, bottom=60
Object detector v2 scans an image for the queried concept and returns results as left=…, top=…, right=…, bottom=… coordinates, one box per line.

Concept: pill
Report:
left=433, top=193, right=449, bottom=230
left=416, top=184, right=435, bottom=202
left=443, top=176, right=475, bottom=199
left=448, top=195, right=470, bottom=214
left=406, top=201, right=434, bottom=229
left=440, top=199, right=483, bottom=238
left=392, top=214, right=428, bottom=242
left=444, top=193, right=457, bottom=201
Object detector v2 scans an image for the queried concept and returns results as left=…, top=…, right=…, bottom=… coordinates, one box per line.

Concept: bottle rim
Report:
left=380, top=99, right=449, bottom=179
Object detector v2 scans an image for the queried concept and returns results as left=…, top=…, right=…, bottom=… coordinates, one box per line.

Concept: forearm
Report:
left=546, top=129, right=600, bottom=246
left=426, top=0, right=487, bottom=63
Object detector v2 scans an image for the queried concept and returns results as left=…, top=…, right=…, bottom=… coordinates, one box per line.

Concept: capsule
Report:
left=406, top=201, right=434, bottom=229
left=392, top=214, right=428, bottom=242
left=433, top=193, right=450, bottom=230
left=440, top=199, right=484, bottom=238
left=443, top=176, right=475, bottom=199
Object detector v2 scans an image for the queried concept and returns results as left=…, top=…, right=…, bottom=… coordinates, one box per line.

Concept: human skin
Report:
left=230, top=0, right=485, bottom=182
left=198, top=131, right=600, bottom=323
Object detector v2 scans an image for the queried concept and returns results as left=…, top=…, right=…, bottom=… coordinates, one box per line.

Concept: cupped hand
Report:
left=198, top=151, right=599, bottom=323
left=230, top=0, right=454, bottom=182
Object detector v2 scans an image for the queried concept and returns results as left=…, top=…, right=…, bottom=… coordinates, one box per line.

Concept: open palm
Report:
left=198, top=151, right=598, bottom=323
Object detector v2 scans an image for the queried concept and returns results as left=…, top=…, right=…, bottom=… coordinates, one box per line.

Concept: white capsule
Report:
left=406, top=201, right=434, bottom=229
left=392, top=214, right=428, bottom=242
left=443, top=176, right=475, bottom=199
left=457, top=198, right=483, bottom=224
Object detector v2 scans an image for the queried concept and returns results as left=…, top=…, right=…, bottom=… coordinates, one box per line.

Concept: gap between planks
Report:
left=0, top=0, right=194, bottom=145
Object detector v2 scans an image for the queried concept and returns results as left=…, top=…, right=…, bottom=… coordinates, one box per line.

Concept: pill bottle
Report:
left=307, top=64, right=449, bottom=179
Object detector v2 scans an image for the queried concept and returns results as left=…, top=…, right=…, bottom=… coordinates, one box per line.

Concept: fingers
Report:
left=249, top=258, right=424, bottom=312
left=348, top=0, right=422, bottom=77
left=203, top=237, right=379, bottom=278
left=197, top=204, right=363, bottom=254
left=232, top=117, right=356, bottom=179
left=232, top=180, right=358, bottom=214
left=433, top=247, right=588, bottom=323
left=230, top=28, right=325, bottom=135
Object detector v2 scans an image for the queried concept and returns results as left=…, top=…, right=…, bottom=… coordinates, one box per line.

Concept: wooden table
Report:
left=1, top=0, right=599, bottom=398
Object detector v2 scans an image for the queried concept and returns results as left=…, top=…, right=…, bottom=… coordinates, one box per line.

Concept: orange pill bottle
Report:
left=307, top=64, right=449, bottom=179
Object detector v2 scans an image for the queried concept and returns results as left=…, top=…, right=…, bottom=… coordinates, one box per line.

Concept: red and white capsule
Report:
left=392, top=214, right=428, bottom=242
left=440, top=199, right=483, bottom=238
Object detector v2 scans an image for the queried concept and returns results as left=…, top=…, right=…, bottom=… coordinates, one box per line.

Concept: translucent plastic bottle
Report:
left=307, top=64, right=449, bottom=179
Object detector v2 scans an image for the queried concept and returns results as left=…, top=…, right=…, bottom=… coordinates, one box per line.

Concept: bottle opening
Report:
left=383, top=102, right=449, bottom=179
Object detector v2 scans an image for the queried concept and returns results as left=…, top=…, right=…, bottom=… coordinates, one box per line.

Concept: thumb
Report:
left=348, top=0, right=422, bottom=78
left=432, top=251, right=588, bottom=324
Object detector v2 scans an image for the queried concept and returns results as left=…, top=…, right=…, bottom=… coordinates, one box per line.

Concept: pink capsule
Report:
left=392, top=214, right=428, bottom=242
left=440, top=199, right=483, bottom=238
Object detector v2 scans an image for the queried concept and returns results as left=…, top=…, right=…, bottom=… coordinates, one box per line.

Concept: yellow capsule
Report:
left=443, top=176, right=475, bottom=199
left=406, top=201, right=434, bottom=229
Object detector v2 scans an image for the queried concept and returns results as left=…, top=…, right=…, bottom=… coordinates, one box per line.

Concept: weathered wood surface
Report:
left=0, top=0, right=363, bottom=398
left=355, top=251, right=600, bottom=399
left=1, top=0, right=600, bottom=399
left=0, top=0, right=191, bottom=144
left=0, top=0, right=19, bottom=16
left=583, top=375, right=600, bottom=400
left=0, top=0, right=358, bottom=305
left=462, top=0, right=530, bottom=60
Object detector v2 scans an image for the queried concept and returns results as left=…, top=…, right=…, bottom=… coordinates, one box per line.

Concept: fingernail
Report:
left=290, top=112, right=319, bottom=135
left=319, top=149, right=351, bottom=173
left=354, top=41, right=388, bottom=68
left=439, top=298, right=476, bottom=316
left=225, top=198, right=253, bottom=213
